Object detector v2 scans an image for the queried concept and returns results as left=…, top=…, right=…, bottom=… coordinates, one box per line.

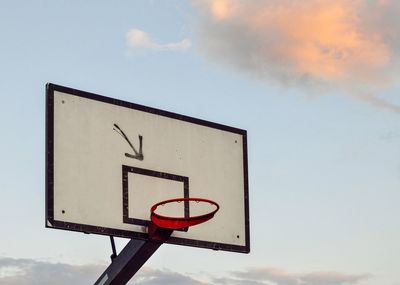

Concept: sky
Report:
left=0, top=0, right=400, bottom=284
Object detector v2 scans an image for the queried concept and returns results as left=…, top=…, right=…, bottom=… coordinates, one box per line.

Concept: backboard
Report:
left=46, top=83, right=249, bottom=253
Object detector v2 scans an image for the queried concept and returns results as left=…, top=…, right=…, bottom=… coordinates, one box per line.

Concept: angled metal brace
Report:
left=94, top=228, right=172, bottom=285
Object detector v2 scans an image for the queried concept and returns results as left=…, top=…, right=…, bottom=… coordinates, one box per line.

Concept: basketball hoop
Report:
left=149, top=198, right=219, bottom=240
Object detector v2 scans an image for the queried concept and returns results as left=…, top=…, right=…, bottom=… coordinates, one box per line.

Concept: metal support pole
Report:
left=94, top=227, right=172, bottom=285
left=94, top=239, right=160, bottom=285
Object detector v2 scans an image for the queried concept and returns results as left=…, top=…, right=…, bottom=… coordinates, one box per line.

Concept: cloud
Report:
left=0, top=257, right=103, bottom=285
left=126, top=28, right=191, bottom=51
left=194, top=0, right=400, bottom=111
left=0, top=257, right=206, bottom=285
left=230, top=267, right=370, bottom=285
left=131, top=267, right=207, bottom=285
left=0, top=257, right=371, bottom=285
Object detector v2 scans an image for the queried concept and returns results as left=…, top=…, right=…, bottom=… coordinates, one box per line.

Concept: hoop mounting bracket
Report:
left=148, top=222, right=173, bottom=242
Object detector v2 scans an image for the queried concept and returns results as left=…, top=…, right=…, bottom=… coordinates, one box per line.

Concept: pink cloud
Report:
left=195, top=0, right=400, bottom=111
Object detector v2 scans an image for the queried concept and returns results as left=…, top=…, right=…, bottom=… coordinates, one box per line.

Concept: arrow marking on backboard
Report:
left=113, top=123, right=144, bottom=161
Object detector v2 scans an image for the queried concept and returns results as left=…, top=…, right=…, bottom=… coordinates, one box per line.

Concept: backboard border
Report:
left=45, top=83, right=250, bottom=253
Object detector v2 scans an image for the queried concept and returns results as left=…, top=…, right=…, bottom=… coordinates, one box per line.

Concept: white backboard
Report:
left=46, top=83, right=250, bottom=253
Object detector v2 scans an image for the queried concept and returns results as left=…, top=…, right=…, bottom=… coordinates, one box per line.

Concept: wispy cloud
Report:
left=126, top=28, right=191, bottom=51
left=0, top=257, right=205, bottom=285
left=230, top=267, right=371, bottom=285
left=132, top=267, right=207, bottom=285
left=0, top=257, right=103, bottom=285
left=0, top=257, right=371, bottom=285
left=194, top=0, right=400, bottom=111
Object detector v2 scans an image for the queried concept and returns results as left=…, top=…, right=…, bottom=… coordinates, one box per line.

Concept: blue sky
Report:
left=1, top=1, right=400, bottom=284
